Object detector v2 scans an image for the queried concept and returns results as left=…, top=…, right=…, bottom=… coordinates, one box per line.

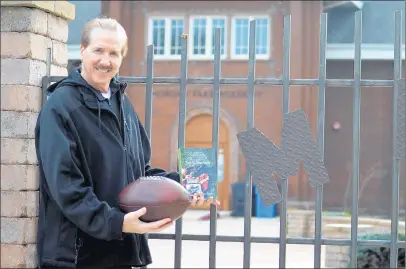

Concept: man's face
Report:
left=80, top=28, right=124, bottom=91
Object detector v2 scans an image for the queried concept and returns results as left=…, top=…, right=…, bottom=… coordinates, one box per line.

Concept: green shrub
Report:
left=347, top=233, right=405, bottom=268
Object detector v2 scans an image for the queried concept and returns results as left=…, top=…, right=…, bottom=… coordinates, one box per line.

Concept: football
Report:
left=118, top=176, right=191, bottom=222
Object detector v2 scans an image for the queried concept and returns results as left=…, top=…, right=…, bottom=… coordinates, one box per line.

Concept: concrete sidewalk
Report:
left=147, top=210, right=326, bottom=268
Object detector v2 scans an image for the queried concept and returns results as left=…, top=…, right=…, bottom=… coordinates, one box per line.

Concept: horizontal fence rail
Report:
left=45, top=75, right=397, bottom=87
left=41, top=10, right=405, bottom=269
left=146, top=233, right=406, bottom=247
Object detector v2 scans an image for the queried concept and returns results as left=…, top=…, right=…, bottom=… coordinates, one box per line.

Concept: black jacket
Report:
left=35, top=68, right=180, bottom=268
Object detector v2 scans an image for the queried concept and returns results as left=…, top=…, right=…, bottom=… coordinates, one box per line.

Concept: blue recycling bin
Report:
left=231, top=182, right=255, bottom=217
left=253, top=184, right=277, bottom=218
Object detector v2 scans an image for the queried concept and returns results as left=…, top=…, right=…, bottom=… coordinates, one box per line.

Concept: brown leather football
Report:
left=118, top=176, right=191, bottom=222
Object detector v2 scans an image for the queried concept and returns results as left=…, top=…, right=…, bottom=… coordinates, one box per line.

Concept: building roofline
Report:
left=68, top=43, right=405, bottom=61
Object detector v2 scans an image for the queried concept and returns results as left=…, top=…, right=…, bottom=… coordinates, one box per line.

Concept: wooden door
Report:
left=185, top=114, right=230, bottom=211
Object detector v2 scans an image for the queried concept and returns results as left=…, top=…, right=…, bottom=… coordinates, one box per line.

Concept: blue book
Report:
left=177, top=148, right=218, bottom=200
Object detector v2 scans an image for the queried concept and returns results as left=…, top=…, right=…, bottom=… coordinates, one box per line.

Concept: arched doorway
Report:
left=185, top=114, right=230, bottom=211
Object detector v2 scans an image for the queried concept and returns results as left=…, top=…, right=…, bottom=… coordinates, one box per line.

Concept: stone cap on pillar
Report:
left=1, top=0, right=76, bottom=21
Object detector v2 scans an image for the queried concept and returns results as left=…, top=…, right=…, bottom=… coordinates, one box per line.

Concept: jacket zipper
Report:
left=120, top=94, right=131, bottom=186
left=88, top=92, right=131, bottom=186
left=92, top=101, right=124, bottom=147
left=74, top=236, right=83, bottom=264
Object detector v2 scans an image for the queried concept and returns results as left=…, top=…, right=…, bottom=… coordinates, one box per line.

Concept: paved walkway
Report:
left=147, top=210, right=326, bottom=268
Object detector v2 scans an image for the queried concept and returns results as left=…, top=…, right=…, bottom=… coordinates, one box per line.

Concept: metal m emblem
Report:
left=237, top=109, right=331, bottom=205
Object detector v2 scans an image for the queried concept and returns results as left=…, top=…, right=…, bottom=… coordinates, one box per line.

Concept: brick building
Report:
left=66, top=1, right=405, bottom=216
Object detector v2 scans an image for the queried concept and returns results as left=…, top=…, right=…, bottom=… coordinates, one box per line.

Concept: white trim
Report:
left=326, top=43, right=406, bottom=60
left=350, top=1, right=364, bottom=9
left=323, top=1, right=347, bottom=10
left=230, top=15, right=271, bottom=60
left=147, top=16, right=185, bottom=60
left=68, top=43, right=405, bottom=61
left=68, top=44, right=81, bottom=60
left=323, top=1, right=363, bottom=10
left=188, top=15, right=228, bottom=61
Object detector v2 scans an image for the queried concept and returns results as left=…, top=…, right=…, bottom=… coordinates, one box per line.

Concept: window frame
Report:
left=230, top=15, right=271, bottom=60
left=188, top=15, right=228, bottom=60
left=147, top=16, right=185, bottom=60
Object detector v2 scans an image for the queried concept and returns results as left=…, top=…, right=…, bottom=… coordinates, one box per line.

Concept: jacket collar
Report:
left=75, top=70, right=127, bottom=110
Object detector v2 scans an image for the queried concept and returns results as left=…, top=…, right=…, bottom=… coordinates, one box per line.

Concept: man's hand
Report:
left=190, top=193, right=220, bottom=207
left=122, top=207, right=173, bottom=234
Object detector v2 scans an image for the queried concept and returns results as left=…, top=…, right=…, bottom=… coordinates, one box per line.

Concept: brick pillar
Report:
left=0, top=1, right=75, bottom=268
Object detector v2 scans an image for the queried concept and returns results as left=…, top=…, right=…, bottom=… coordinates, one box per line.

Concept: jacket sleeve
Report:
left=36, top=106, right=125, bottom=241
left=137, top=118, right=181, bottom=183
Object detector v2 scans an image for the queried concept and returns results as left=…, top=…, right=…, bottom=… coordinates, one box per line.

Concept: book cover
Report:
left=178, top=148, right=218, bottom=200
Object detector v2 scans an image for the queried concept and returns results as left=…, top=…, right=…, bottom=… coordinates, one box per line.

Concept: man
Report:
left=35, top=17, right=218, bottom=269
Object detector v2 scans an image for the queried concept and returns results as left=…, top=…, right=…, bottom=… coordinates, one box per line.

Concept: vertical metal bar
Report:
left=174, top=35, right=188, bottom=269
left=279, top=14, right=291, bottom=269
left=389, top=10, right=402, bottom=268
left=350, top=10, right=362, bottom=267
left=142, top=45, right=154, bottom=269
left=243, top=19, right=256, bottom=269
left=209, top=27, right=221, bottom=269
left=145, top=45, right=154, bottom=140
left=41, top=47, right=52, bottom=106
left=314, top=12, right=327, bottom=269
